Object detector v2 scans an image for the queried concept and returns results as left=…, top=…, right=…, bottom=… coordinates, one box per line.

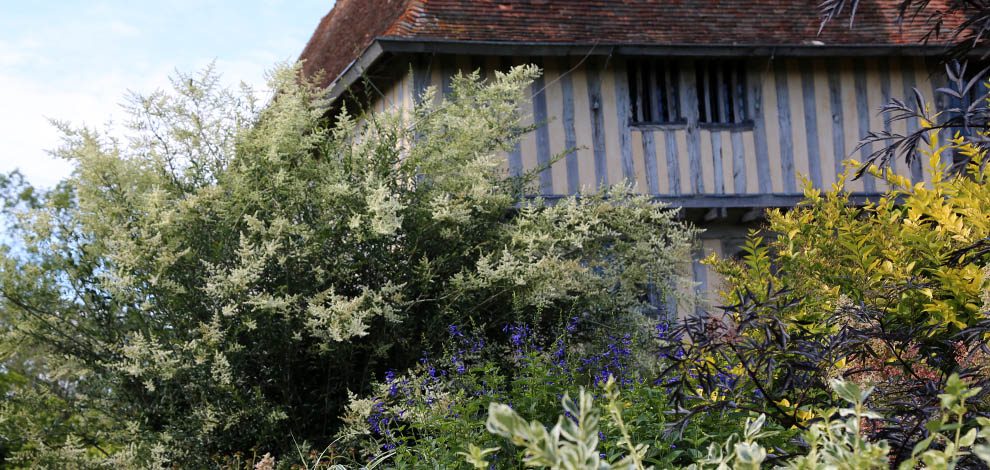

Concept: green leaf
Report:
left=913, top=435, right=935, bottom=457
left=960, top=428, right=978, bottom=448
left=974, top=444, right=990, bottom=464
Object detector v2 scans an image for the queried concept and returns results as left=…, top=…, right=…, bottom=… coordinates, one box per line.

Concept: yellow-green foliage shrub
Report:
left=664, top=124, right=990, bottom=467
left=709, top=127, right=990, bottom=333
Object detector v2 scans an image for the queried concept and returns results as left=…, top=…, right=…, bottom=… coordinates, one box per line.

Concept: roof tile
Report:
left=300, top=0, right=958, bottom=86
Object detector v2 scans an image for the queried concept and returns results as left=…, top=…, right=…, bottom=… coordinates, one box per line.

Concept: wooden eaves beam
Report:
left=325, top=37, right=954, bottom=105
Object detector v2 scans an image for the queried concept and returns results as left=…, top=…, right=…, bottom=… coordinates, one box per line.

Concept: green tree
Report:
left=0, top=63, right=696, bottom=468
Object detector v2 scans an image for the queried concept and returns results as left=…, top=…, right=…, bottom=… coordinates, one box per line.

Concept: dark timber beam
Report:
left=524, top=192, right=887, bottom=209
left=377, top=38, right=953, bottom=59
left=323, top=37, right=956, bottom=106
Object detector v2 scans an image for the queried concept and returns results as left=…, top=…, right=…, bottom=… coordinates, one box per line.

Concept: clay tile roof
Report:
left=300, top=0, right=955, bottom=87
left=298, top=0, right=415, bottom=86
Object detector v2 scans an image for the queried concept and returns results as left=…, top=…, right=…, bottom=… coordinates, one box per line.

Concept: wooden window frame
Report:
left=628, top=58, right=752, bottom=130
left=628, top=59, right=686, bottom=125
left=694, top=59, right=749, bottom=128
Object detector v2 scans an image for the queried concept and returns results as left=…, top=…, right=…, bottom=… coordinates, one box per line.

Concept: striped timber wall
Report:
left=374, top=55, right=944, bottom=198
left=365, top=53, right=946, bottom=315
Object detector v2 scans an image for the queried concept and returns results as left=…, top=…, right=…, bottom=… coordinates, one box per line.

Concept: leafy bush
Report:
left=474, top=374, right=990, bottom=470
left=327, top=315, right=797, bottom=470
left=660, top=283, right=990, bottom=466
left=0, top=63, right=696, bottom=468
left=667, top=125, right=990, bottom=466
left=709, top=128, right=990, bottom=333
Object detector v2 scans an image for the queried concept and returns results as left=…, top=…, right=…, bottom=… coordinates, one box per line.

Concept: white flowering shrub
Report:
left=0, top=62, right=696, bottom=468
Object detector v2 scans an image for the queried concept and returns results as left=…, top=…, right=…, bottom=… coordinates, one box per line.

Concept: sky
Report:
left=0, top=1, right=334, bottom=189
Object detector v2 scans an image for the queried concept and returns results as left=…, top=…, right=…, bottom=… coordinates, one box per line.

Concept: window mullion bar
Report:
left=702, top=61, right=713, bottom=123
left=718, top=63, right=729, bottom=124
left=665, top=61, right=677, bottom=122
left=735, top=62, right=746, bottom=122
left=650, top=60, right=661, bottom=122
left=635, top=61, right=645, bottom=123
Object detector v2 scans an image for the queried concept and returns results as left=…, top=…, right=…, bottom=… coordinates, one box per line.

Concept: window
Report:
left=694, top=59, right=747, bottom=125
left=627, top=59, right=749, bottom=127
left=628, top=59, right=683, bottom=124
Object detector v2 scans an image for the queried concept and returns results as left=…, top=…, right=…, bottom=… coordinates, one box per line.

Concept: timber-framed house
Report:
left=298, top=0, right=957, bottom=311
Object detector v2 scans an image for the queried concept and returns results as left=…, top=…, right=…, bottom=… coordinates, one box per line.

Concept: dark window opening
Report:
left=628, top=59, right=682, bottom=124
left=695, top=60, right=747, bottom=125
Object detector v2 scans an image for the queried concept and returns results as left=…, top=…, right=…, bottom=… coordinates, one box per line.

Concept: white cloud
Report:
left=0, top=56, right=283, bottom=189
left=0, top=73, right=122, bottom=188
left=0, top=1, right=332, bottom=190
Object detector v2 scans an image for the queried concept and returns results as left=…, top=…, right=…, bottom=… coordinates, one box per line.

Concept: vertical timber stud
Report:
left=710, top=133, right=724, bottom=193
left=927, top=58, right=950, bottom=170
left=558, top=57, right=580, bottom=195
left=502, top=56, right=523, bottom=178
left=730, top=63, right=746, bottom=193
left=711, top=64, right=726, bottom=194
left=665, top=130, right=681, bottom=195
left=930, top=58, right=949, bottom=128
left=587, top=58, right=609, bottom=187
left=413, top=54, right=430, bottom=106
left=774, top=60, right=797, bottom=193
left=664, top=60, right=682, bottom=194
left=800, top=60, right=823, bottom=188
left=747, top=59, right=773, bottom=194
left=729, top=131, right=745, bottom=193
left=642, top=130, right=660, bottom=193
left=878, top=57, right=896, bottom=175
left=827, top=58, right=846, bottom=184
left=613, top=57, right=637, bottom=183
left=854, top=59, right=877, bottom=192
left=680, top=60, right=704, bottom=194
left=901, top=61, right=923, bottom=182
left=531, top=57, right=554, bottom=195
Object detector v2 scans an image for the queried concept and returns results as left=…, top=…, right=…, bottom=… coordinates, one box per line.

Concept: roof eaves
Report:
left=375, top=37, right=953, bottom=58
left=326, top=40, right=387, bottom=104
left=324, top=37, right=956, bottom=106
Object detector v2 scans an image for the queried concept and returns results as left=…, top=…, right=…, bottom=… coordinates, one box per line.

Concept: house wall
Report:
left=386, top=54, right=943, bottom=198
left=361, top=53, right=946, bottom=315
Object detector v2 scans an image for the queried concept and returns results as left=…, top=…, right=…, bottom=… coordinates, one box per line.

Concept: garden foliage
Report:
left=710, top=128, right=990, bottom=333
left=3, top=52, right=990, bottom=470
left=437, top=374, right=990, bottom=470
left=669, top=125, right=990, bottom=466
left=0, top=63, right=697, bottom=468
left=314, top=313, right=799, bottom=470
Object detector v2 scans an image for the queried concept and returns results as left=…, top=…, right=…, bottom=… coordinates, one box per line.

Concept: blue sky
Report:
left=0, top=1, right=334, bottom=189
